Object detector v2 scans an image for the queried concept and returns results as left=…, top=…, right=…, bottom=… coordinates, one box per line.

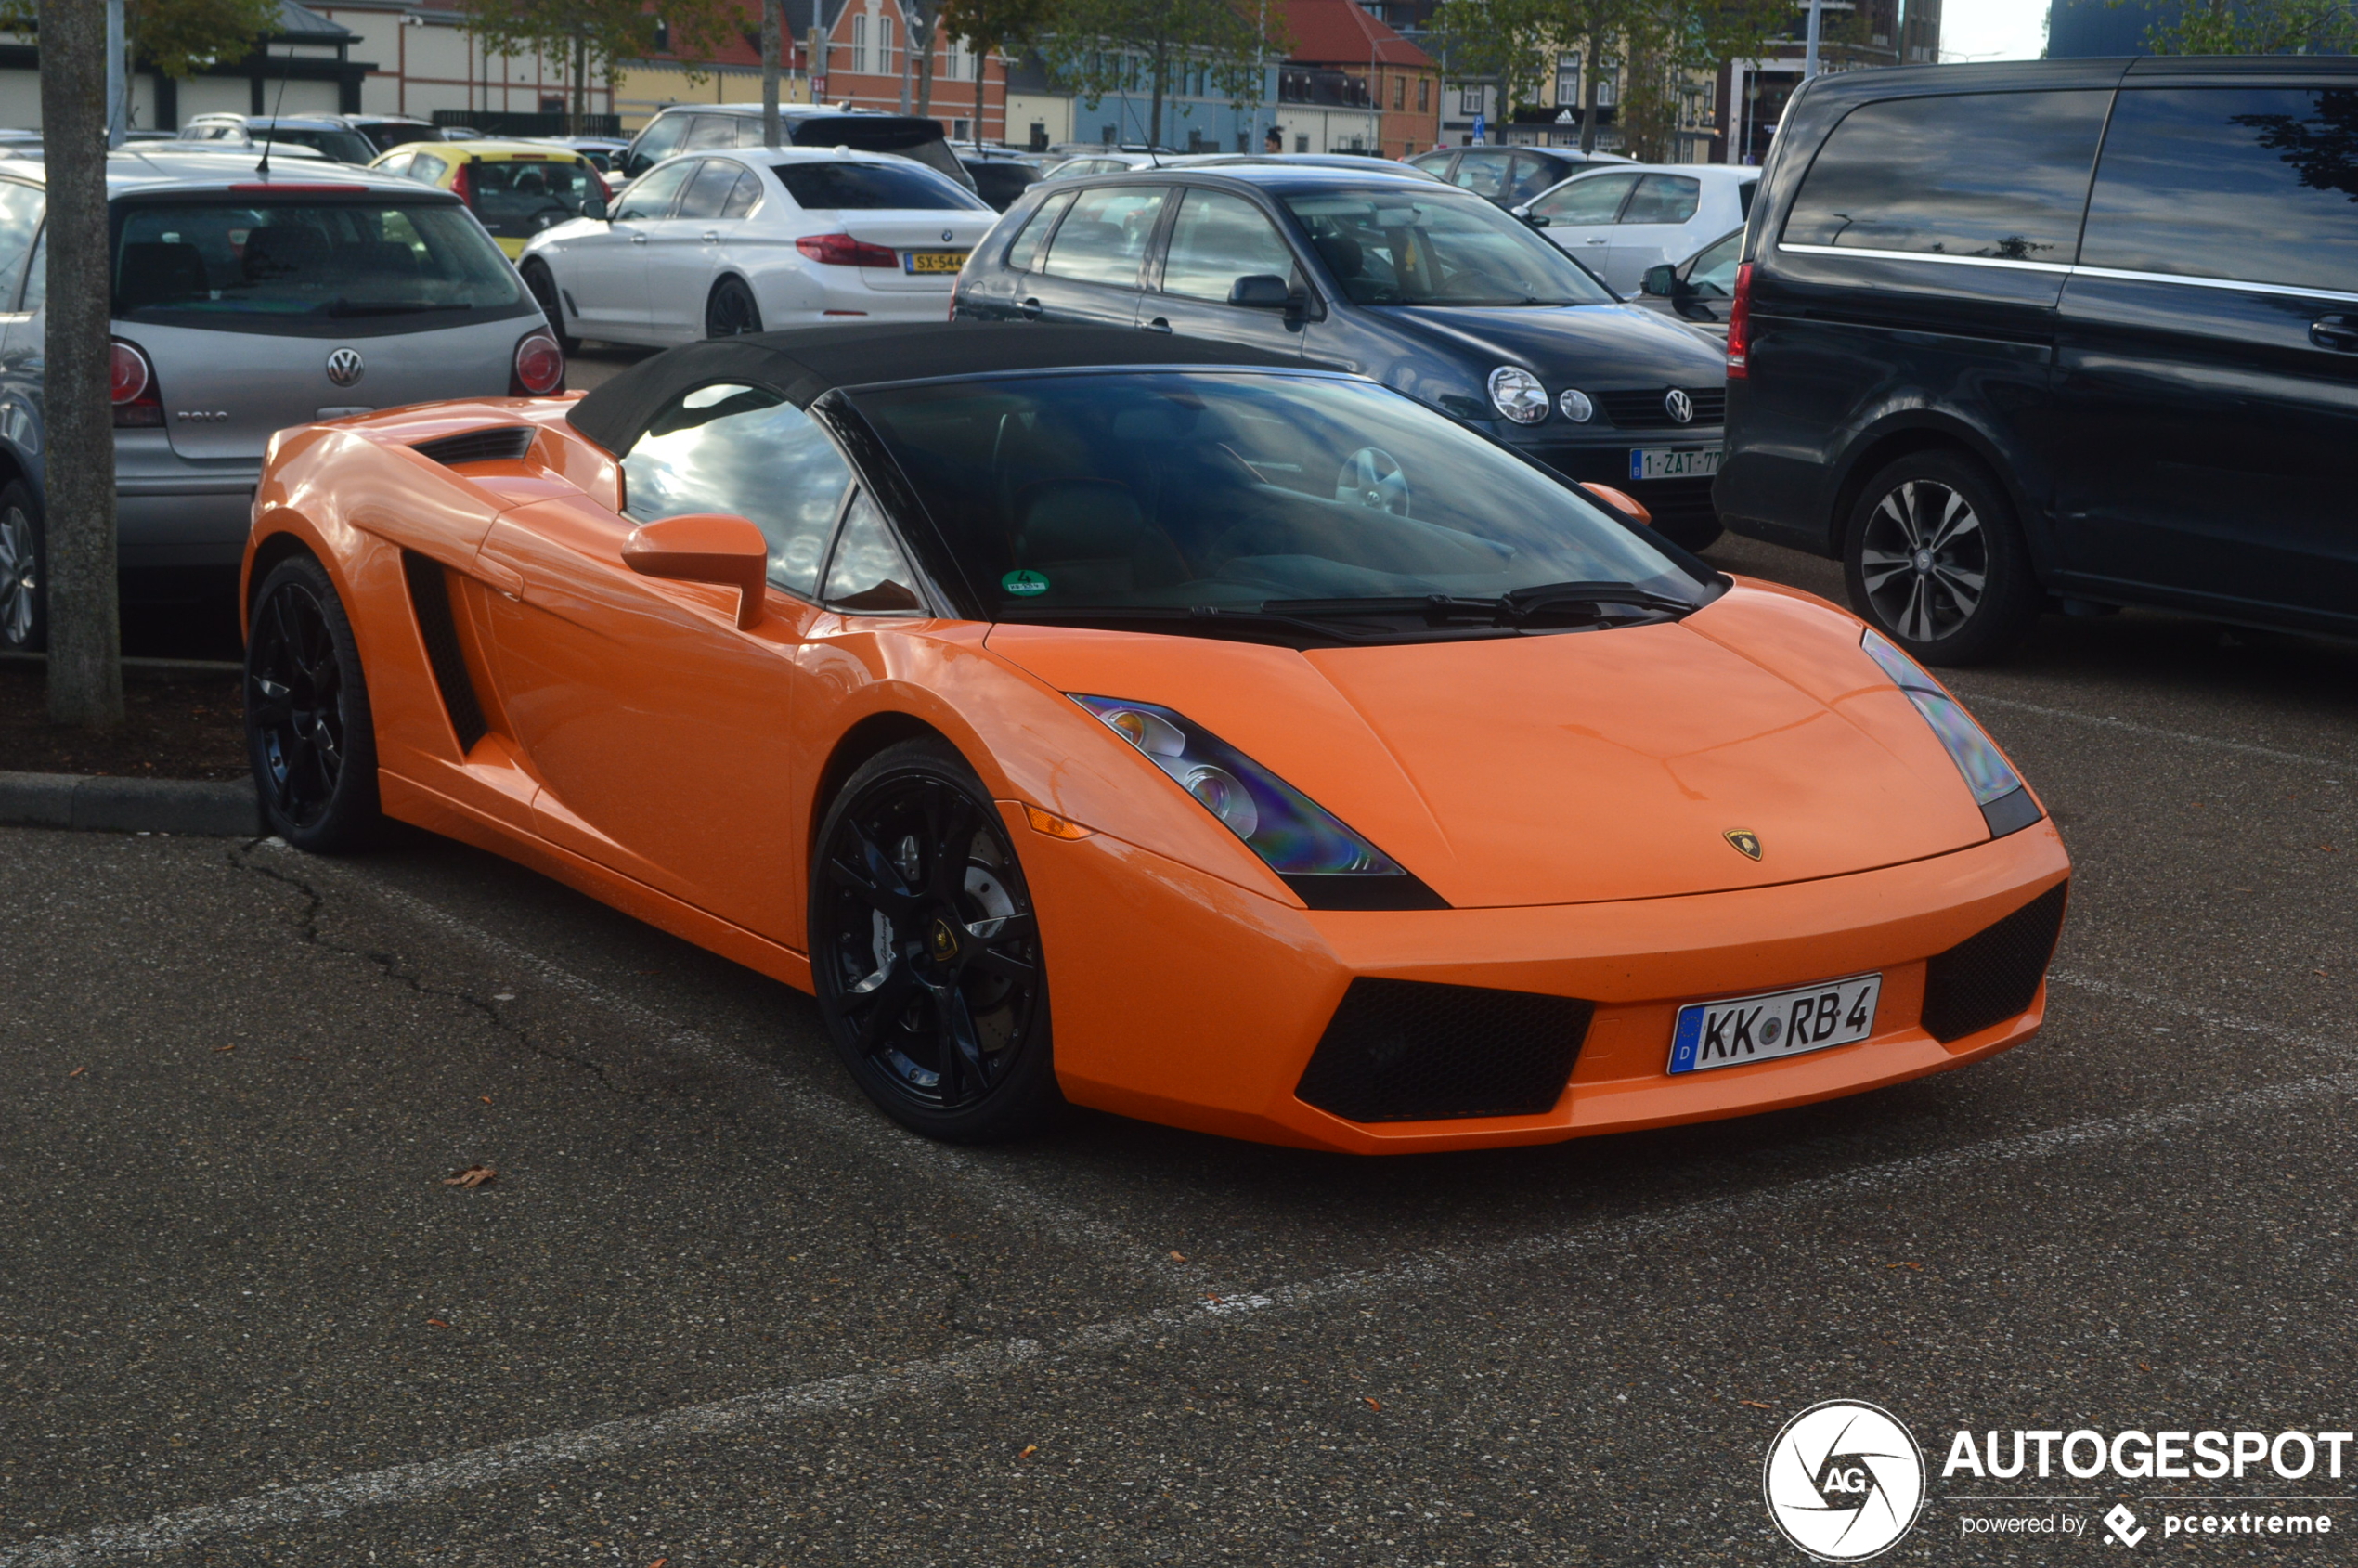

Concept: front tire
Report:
left=522, top=261, right=579, bottom=356
left=1842, top=450, right=2039, bottom=667
left=810, top=738, right=1061, bottom=1143
left=245, top=555, right=383, bottom=851
left=0, top=480, right=44, bottom=652
left=706, top=277, right=763, bottom=338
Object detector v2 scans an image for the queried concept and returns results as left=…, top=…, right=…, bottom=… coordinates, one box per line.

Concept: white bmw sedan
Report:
left=518, top=147, right=998, bottom=347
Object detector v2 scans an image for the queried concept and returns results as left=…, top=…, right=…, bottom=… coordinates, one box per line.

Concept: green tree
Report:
left=942, top=0, right=1054, bottom=138
left=1035, top=0, right=1285, bottom=150
left=2136, top=0, right=2358, bottom=53
left=458, top=0, right=745, bottom=126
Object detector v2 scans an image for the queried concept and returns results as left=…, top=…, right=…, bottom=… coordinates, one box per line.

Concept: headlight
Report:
left=1072, top=694, right=1445, bottom=909
left=1557, top=388, right=1594, bottom=422
left=1860, top=629, right=2040, bottom=834
left=1487, top=366, right=1548, bottom=424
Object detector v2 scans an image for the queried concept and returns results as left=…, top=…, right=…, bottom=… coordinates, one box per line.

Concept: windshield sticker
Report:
left=1002, top=569, right=1050, bottom=597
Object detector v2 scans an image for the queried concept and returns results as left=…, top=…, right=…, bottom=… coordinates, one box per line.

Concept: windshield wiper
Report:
left=1267, top=583, right=1696, bottom=628
left=329, top=300, right=473, bottom=317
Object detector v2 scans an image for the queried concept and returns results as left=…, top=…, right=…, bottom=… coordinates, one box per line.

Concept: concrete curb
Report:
left=0, top=771, right=264, bottom=836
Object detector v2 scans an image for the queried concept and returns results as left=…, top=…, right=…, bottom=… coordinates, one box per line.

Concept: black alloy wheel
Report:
left=245, top=555, right=382, bottom=851
left=706, top=277, right=763, bottom=338
left=1843, top=450, right=2040, bottom=667
left=522, top=261, right=579, bottom=356
left=0, top=479, right=44, bottom=652
left=810, top=738, right=1061, bottom=1142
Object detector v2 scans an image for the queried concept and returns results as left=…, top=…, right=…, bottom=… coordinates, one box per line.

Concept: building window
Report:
left=851, top=14, right=868, bottom=74
left=1295, top=133, right=1308, bottom=151
left=1419, top=77, right=1429, bottom=112
left=1101, top=123, right=1117, bottom=144
left=952, top=117, right=970, bottom=139
left=1393, top=76, right=1404, bottom=110
left=539, top=95, right=564, bottom=114
left=1459, top=85, right=1483, bottom=116
left=1556, top=53, right=1578, bottom=105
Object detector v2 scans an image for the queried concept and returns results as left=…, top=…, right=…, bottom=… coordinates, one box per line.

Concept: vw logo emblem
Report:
left=1664, top=387, right=1694, bottom=424
left=325, top=348, right=365, bottom=388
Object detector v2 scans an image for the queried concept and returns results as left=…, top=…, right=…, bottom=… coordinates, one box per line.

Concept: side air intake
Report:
left=1921, top=882, right=2068, bottom=1043
left=399, top=550, right=488, bottom=751
left=1294, top=978, right=1592, bottom=1123
left=412, top=426, right=536, bottom=467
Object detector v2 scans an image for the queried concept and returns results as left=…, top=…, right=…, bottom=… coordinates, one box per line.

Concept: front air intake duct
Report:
left=1294, top=978, right=1592, bottom=1123
left=1920, top=882, right=2067, bottom=1043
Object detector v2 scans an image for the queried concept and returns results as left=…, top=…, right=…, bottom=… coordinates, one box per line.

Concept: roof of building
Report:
left=1279, top=0, right=1434, bottom=71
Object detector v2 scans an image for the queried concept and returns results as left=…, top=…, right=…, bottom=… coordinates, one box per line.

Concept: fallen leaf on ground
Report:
left=213, top=1043, right=235, bottom=1053
left=442, top=1165, right=498, bottom=1188
left=1886, top=1261, right=1922, bottom=1270
left=426, top=1318, right=450, bottom=1328
left=67, top=1067, right=85, bottom=1079
left=1741, top=1400, right=1772, bottom=1409
left=648, top=1559, right=667, bottom=1568
left=1363, top=1397, right=1382, bottom=1411
left=480, top=1095, right=492, bottom=1105
left=2139, top=1361, right=2152, bottom=1372
left=1168, top=1251, right=1186, bottom=1263
left=1019, top=1445, right=1038, bottom=1458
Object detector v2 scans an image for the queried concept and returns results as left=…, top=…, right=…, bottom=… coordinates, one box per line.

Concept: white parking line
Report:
left=2052, top=968, right=2352, bottom=1058
left=1969, top=695, right=2347, bottom=771
left=9, top=1056, right=2352, bottom=1566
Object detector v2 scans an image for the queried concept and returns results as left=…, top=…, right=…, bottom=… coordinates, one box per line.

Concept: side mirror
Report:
left=1640, top=264, right=1677, bottom=297
left=1522, top=212, right=1550, bottom=228
left=622, top=512, right=769, bottom=628
left=1583, top=484, right=1653, bottom=526
left=1227, top=274, right=1292, bottom=309
left=582, top=196, right=609, bottom=221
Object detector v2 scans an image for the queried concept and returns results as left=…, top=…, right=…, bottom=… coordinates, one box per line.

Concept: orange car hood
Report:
left=985, top=584, right=2000, bottom=909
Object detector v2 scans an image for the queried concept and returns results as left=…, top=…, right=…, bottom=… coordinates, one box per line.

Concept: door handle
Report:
left=1584, top=237, right=1608, bottom=246
left=1017, top=296, right=1043, bottom=319
left=630, top=232, right=648, bottom=245
left=1142, top=317, right=1171, bottom=333
left=2311, top=315, right=2358, bottom=351
left=702, top=230, right=719, bottom=243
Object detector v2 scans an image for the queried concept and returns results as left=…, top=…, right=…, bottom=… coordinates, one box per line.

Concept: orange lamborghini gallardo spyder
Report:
left=243, top=324, right=2068, bottom=1153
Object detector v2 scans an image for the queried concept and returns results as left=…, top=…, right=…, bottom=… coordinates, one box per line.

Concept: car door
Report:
left=1136, top=186, right=1307, bottom=356
left=475, top=381, right=856, bottom=938
left=639, top=158, right=741, bottom=341
left=1602, top=173, right=1702, bottom=294
left=563, top=159, right=693, bottom=340
left=0, top=188, right=42, bottom=533
left=2051, top=81, right=2358, bottom=626
left=1020, top=184, right=1168, bottom=327
left=1522, top=171, right=1635, bottom=277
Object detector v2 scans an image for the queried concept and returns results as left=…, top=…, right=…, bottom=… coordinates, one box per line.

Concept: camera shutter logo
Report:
left=1762, top=1400, right=1925, bottom=1561
left=325, top=348, right=366, bottom=388
left=1665, top=387, right=1694, bottom=424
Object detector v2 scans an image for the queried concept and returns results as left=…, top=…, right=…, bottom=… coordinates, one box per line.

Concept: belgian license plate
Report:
left=903, top=250, right=968, bottom=274
left=1629, top=447, right=1723, bottom=481
left=1666, top=974, right=1883, bottom=1075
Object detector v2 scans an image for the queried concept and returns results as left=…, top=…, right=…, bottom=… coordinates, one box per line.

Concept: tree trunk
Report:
left=572, top=33, right=589, bottom=130
left=762, top=0, right=783, bottom=146
left=1148, top=33, right=1167, bottom=149
left=914, top=12, right=934, bottom=120
left=39, top=0, right=122, bottom=729
left=974, top=35, right=988, bottom=142
left=1580, top=34, right=1604, bottom=153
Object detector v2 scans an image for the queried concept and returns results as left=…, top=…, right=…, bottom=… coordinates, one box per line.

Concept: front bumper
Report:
left=1020, top=811, right=2070, bottom=1154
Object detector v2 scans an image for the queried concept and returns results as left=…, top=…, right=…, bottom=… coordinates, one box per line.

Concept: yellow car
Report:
left=369, top=138, right=607, bottom=258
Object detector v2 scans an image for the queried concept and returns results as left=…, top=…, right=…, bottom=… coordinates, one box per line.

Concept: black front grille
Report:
left=412, top=426, right=536, bottom=467
left=1596, top=387, right=1726, bottom=429
left=1921, top=883, right=2068, bottom=1043
left=1620, top=476, right=1718, bottom=531
left=1294, top=978, right=1592, bottom=1123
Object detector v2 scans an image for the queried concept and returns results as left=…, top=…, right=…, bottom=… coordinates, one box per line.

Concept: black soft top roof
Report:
left=564, top=323, right=1314, bottom=455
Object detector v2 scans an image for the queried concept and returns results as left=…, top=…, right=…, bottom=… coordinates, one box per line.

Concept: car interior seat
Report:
left=1012, top=478, right=1188, bottom=598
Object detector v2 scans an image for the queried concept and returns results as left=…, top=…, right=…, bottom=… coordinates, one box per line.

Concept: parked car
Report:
left=1406, top=145, right=1635, bottom=208
left=243, top=321, right=2066, bottom=1149
left=617, top=103, right=976, bottom=191
left=520, top=147, right=996, bottom=350
left=1636, top=227, right=1742, bottom=337
left=372, top=138, right=608, bottom=258
left=540, top=136, right=631, bottom=175
left=1039, top=149, right=1184, bottom=180
left=175, top=113, right=380, bottom=165
left=1187, top=152, right=1447, bottom=181
left=955, top=164, right=1731, bottom=548
left=0, top=149, right=564, bottom=651
left=1514, top=163, right=1756, bottom=295
left=1716, top=55, right=2358, bottom=664
left=955, top=145, right=1045, bottom=211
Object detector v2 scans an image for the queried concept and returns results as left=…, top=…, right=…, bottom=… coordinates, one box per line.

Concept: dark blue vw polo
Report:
left=952, top=164, right=1731, bottom=550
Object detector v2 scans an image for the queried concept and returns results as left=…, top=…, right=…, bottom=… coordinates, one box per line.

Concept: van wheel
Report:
left=522, top=262, right=579, bottom=356
left=706, top=278, right=763, bottom=338
left=0, top=480, right=44, bottom=653
left=1843, top=451, right=2039, bottom=667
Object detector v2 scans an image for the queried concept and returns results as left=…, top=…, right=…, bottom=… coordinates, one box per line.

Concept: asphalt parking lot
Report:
left=5, top=533, right=2355, bottom=1566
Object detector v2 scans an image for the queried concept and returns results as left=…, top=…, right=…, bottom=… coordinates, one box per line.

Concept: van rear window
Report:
left=113, top=201, right=523, bottom=323
left=773, top=162, right=982, bottom=211
left=1781, top=91, right=2109, bottom=265
left=788, top=116, right=976, bottom=188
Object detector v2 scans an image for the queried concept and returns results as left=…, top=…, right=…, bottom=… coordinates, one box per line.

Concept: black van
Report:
left=619, top=104, right=977, bottom=190
left=1714, top=57, right=2358, bottom=664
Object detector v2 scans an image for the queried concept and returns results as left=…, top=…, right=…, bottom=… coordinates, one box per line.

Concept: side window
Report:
left=409, top=152, right=448, bottom=185
left=674, top=160, right=741, bottom=220
left=1688, top=231, right=1743, bottom=296
left=1451, top=150, right=1512, bottom=198
left=1782, top=89, right=2110, bottom=263
left=1509, top=154, right=1563, bottom=203
left=1621, top=175, right=1700, bottom=224
left=822, top=491, right=924, bottom=614
left=718, top=170, right=762, bottom=220
left=683, top=115, right=738, bottom=151
left=0, top=183, right=43, bottom=309
left=631, top=114, right=690, bottom=167
left=1531, top=172, right=1635, bottom=226
left=2080, top=86, right=2358, bottom=295
left=622, top=382, right=855, bottom=596
left=1406, top=151, right=1453, bottom=176
left=1738, top=179, right=1756, bottom=218
left=1004, top=189, right=1074, bottom=270
left=1040, top=186, right=1167, bottom=287
left=1160, top=188, right=1296, bottom=301
left=376, top=150, right=415, bottom=179
left=615, top=160, right=693, bottom=223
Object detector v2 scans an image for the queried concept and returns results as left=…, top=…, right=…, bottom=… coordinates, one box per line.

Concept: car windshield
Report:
left=849, top=369, right=1703, bottom=631
left=112, top=201, right=524, bottom=320
left=773, top=162, right=986, bottom=211
left=468, top=158, right=604, bottom=238
left=357, top=123, right=440, bottom=153
left=1281, top=190, right=1615, bottom=306
left=258, top=127, right=377, bottom=164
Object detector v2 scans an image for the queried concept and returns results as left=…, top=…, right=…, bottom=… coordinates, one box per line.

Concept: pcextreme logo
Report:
left=1763, top=1400, right=1928, bottom=1561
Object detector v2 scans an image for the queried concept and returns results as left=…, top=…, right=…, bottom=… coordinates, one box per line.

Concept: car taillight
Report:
left=450, top=159, right=473, bottom=205
left=1725, top=261, right=1754, bottom=380
left=796, top=232, right=900, bottom=268
left=511, top=329, right=564, bottom=395
left=110, top=339, right=163, bottom=428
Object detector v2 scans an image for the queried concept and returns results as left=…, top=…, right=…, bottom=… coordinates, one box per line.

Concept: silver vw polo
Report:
left=0, top=147, right=562, bottom=648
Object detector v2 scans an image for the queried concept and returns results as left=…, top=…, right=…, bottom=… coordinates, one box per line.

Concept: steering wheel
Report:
left=1336, top=447, right=1410, bottom=515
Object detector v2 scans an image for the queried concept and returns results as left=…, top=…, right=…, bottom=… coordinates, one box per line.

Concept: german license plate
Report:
left=1629, top=447, right=1723, bottom=481
left=1667, top=974, right=1883, bottom=1075
left=903, top=250, right=968, bottom=274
